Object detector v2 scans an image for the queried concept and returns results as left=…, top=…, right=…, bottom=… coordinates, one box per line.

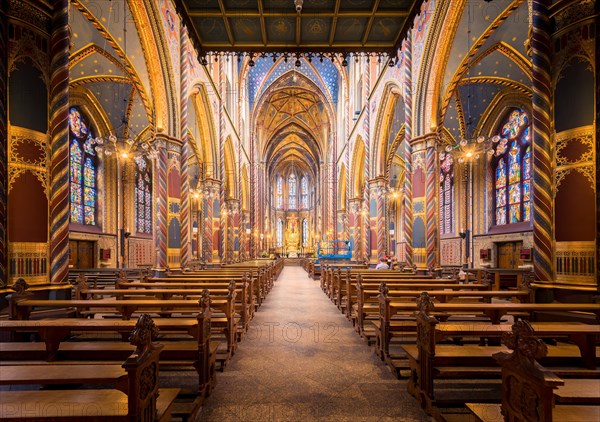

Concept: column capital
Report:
left=348, top=198, right=362, bottom=215
left=368, top=176, right=388, bottom=187
left=410, top=132, right=439, bottom=151
left=226, top=198, right=240, bottom=212
left=154, top=135, right=183, bottom=153
left=201, top=177, right=221, bottom=189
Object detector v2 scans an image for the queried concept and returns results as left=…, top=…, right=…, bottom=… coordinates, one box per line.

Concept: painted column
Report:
left=425, top=139, right=439, bottom=267
left=531, top=0, right=554, bottom=281
left=402, top=34, right=414, bottom=266
left=49, top=0, right=70, bottom=284
left=362, top=58, right=371, bottom=262
left=370, top=178, right=386, bottom=260
left=249, top=130, right=257, bottom=258
left=410, top=142, right=427, bottom=266
left=155, top=138, right=168, bottom=268
left=348, top=198, right=362, bottom=261
left=330, top=128, right=337, bottom=239
left=240, top=209, right=250, bottom=261
left=201, top=178, right=220, bottom=263
left=225, top=199, right=239, bottom=263
left=166, top=145, right=182, bottom=268
left=0, top=0, right=7, bottom=284
left=179, top=26, right=191, bottom=267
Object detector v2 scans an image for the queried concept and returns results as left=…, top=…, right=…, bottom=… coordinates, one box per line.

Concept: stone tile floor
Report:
left=196, top=266, right=431, bottom=421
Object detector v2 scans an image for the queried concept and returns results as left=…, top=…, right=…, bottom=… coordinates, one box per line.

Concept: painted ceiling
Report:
left=256, top=68, right=331, bottom=179
left=69, top=0, right=153, bottom=138
left=248, top=56, right=339, bottom=109
left=176, top=0, right=424, bottom=54
left=438, top=0, right=532, bottom=142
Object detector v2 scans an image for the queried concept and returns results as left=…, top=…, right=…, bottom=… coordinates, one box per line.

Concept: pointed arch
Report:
left=191, top=84, right=218, bottom=177
left=373, top=82, right=404, bottom=178
left=350, top=136, right=366, bottom=199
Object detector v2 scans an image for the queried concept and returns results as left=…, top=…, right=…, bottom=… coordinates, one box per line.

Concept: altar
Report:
left=284, top=216, right=300, bottom=256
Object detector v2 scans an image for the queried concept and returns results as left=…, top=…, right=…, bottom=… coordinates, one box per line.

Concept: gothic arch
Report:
left=129, top=0, right=176, bottom=134
left=478, top=92, right=532, bottom=137
left=69, top=88, right=112, bottom=137
left=373, top=82, right=404, bottom=178
left=191, top=84, right=218, bottom=178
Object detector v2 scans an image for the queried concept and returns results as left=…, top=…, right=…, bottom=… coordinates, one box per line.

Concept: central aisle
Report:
left=198, top=266, right=430, bottom=421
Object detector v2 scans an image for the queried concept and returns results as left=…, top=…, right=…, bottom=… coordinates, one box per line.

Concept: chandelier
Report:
left=92, top=116, right=159, bottom=162
left=90, top=0, right=159, bottom=163
left=442, top=4, right=494, bottom=163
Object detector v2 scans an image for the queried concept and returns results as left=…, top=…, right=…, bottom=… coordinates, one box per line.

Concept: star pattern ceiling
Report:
left=439, top=0, right=532, bottom=143
left=247, top=56, right=339, bottom=108
left=69, top=1, right=153, bottom=138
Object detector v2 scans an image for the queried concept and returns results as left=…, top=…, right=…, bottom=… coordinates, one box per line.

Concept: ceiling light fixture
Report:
left=91, top=0, right=158, bottom=161
left=294, top=0, right=303, bottom=14
left=444, top=2, right=493, bottom=163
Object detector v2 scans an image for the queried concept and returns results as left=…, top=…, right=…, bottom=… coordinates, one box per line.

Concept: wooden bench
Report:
left=465, top=320, right=600, bottom=422
left=0, top=314, right=179, bottom=421
left=345, top=276, right=492, bottom=321
left=0, top=364, right=128, bottom=391
left=157, top=272, right=265, bottom=307
left=0, top=279, right=72, bottom=320
left=359, top=282, right=531, bottom=348
left=6, top=279, right=238, bottom=356
left=401, top=295, right=600, bottom=413
left=1, top=292, right=218, bottom=398
left=323, top=267, right=431, bottom=301
left=145, top=274, right=257, bottom=312
left=79, top=277, right=252, bottom=336
left=378, top=290, right=600, bottom=363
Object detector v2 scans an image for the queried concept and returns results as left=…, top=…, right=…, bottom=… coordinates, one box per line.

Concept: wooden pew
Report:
left=157, top=272, right=266, bottom=306
left=68, top=268, right=146, bottom=290
left=399, top=294, right=600, bottom=413
left=345, top=274, right=492, bottom=321
left=337, top=270, right=459, bottom=312
left=357, top=280, right=531, bottom=343
left=7, top=285, right=238, bottom=359
left=80, top=276, right=252, bottom=336
left=0, top=314, right=179, bottom=421
left=466, top=320, right=600, bottom=422
left=1, top=364, right=128, bottom=391
left=378, top=291, right=600, bottom=364
left=0, top=292, right=218, bottom=398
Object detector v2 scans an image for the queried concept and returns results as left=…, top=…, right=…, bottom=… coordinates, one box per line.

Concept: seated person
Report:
left=375, top=257, right=389, bottom=270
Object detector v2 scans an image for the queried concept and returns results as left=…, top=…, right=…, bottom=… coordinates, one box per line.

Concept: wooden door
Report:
left=69, top=240, right=78, bottom=269
left=497, top=242, right=520, bottom=269
left=69, top=240, right=95, bottom=269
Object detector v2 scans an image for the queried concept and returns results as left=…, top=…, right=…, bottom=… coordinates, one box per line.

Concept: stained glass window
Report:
left=302, top=219, right=308, bottom=246
left=492, top=109, right=531, bottom=225
left=69, top=107, right=97, bottom=225
left=276, top=176, right=283, bottom=208
left=301, top=176, right=309, bottom=208
left=439, top=152, right=454, bottom=234
left=289, top=174, right=297, bottom=209
left=277, top=218, right=283, bottom=247
left=135, top=156, right=152, bottom=234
